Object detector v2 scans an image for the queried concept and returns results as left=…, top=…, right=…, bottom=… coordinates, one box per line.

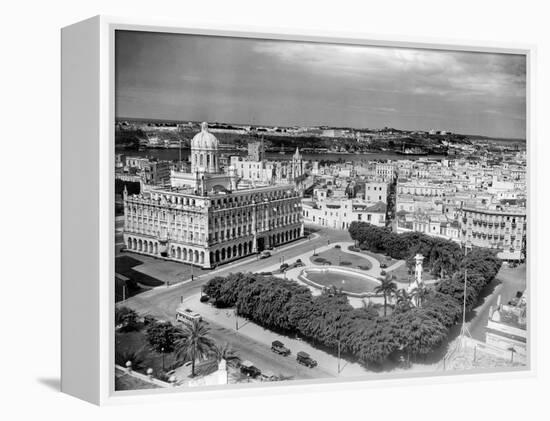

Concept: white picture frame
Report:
left=61, top=15, right=535, bottom=405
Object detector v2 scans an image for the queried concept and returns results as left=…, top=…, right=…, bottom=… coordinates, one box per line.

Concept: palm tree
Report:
left=174, top=320, right=215, bottom=377
left=211, top=342, right=238, bottom=364
left=374, top=275, right=398, bottom=316
left=395, top=289, right=413, bottom=312
left=115, top=346, right=147, bottom=371
left=410, top=284, right=430, bottom=308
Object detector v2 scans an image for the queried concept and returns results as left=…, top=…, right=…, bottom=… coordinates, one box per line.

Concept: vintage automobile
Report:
left=271, top=340, right=291, bottom=356
left=260, top=250, right=272, bottom=259
left=240, top=360, right=261, bottom=378
left=296, top=351, right=317, bottom=368
left=260, top=370, right=279, bottom=382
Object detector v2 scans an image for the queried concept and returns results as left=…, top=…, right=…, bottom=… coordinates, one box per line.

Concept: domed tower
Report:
left=190, top=122, right=219, bottom=174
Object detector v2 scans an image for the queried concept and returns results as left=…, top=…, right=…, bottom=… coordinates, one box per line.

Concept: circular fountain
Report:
left=299, top=267, right=382, bottom=298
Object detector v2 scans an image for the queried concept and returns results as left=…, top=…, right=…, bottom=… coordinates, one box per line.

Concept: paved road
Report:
left=467, top=263, right=526, bottom=341
left=121, top=226, right=352, bottom=381
left=202, top=323, right=333, bottom=381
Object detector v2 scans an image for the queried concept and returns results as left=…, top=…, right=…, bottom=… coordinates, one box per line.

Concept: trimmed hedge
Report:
left=204, top=233, right=501, bottom=365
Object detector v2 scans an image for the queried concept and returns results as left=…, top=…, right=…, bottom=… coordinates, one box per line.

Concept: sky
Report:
left=115, top=30, right=526, bottom=139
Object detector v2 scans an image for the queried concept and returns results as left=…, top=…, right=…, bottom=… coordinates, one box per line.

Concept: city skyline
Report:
left=116, top=31, right=526, bottom=139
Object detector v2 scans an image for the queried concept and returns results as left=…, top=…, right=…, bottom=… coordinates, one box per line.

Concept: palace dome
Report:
left=191, top=122, right=219, bottom=150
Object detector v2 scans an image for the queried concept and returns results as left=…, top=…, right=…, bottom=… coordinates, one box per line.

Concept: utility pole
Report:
left=460, top=269, right=471, bottom=347
left=337, top=339, right=341, bottom=375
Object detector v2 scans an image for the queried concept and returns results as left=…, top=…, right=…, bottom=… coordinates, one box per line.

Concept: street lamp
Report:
left=161, top=347, right=165, bottom=371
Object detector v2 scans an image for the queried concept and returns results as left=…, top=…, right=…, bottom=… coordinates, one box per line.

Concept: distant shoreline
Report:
left=115, top=147, right=448, bottom=163
left=115, top=117, right=526, bottom=143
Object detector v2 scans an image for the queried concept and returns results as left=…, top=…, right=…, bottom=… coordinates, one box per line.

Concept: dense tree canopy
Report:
left=145, top=321, right=182, bottom=354
left=349, top=221, right=463, bottom=276
left=115, top=306, right=140, bottom=332
left=204, top=228, right=502, bottom=366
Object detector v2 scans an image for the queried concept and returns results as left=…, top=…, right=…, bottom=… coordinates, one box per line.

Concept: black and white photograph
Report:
left=113, top=29, right=528, bottom=392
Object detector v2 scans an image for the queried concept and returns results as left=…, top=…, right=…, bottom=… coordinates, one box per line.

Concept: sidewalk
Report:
left=130, top=232, right=322, bottom=291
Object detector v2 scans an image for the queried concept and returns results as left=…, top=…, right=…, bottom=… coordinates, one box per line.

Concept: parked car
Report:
left=271, top=340, right=291, bottom=356
left=295, top=259, right=304, bottom=267
left=199, top=294, right=210, bottom=303
left=240, top=360, right=261, bottom=378
left=260, top=251, right=271, bottom=259
left=260, top=370, right=279, bottom=382
left=296, top=351, right=317, bottom=368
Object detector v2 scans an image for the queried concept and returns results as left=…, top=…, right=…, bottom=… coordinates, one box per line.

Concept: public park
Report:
left=114, top=221, right=522, bottom=389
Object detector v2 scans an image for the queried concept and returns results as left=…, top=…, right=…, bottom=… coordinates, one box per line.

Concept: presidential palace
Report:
left=122, top=123, right=304, bottom=269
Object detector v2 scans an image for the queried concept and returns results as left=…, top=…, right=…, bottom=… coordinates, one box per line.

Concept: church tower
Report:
left=291, top=147, right=304, bottom=181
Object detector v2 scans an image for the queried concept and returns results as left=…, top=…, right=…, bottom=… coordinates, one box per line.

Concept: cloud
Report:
left=373, top=106, right=398, bottom=113
left=252, top=41, right=526, bottom=99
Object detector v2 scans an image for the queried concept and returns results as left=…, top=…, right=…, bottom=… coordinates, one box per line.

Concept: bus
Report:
left=175, top=306, right=202, bottom=326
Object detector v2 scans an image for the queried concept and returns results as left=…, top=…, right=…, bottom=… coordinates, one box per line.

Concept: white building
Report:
left=302, top=199, right=386, bottom=230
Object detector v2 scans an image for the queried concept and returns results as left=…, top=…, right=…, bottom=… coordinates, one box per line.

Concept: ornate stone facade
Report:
left=122, top=123, right=304, bottom=268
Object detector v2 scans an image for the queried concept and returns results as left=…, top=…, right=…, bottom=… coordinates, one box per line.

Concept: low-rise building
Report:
left=302, top=199, right=386, bottom=230
left=486, top=292, right=527, bottom=363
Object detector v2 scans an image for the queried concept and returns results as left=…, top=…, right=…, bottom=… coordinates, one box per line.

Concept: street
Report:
left=120, top=226, right=353, bottom=381
left=467, top=263, right=527, bottom=341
